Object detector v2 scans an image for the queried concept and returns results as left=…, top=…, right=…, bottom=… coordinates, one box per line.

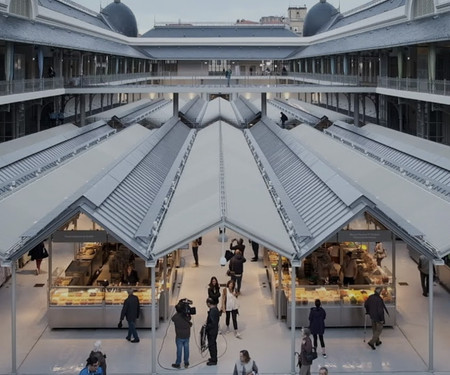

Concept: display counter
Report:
left=285, top=285, right=396, bottom=327
left=48, top=286, right=161, bottom=328
left=264, top=247, right=396, bottom=327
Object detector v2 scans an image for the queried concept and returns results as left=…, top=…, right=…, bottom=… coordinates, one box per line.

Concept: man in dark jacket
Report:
left=364, top=287, right=388, bottom=350
left=205, top=298, right=220, bottom=366
left=119, top=290, right=140, bottom=343
left=171, top=301, right=192, bottom=368
left=229, top=250, right=246, bottom=294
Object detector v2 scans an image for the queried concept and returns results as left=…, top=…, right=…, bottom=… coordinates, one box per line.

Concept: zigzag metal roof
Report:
left=249, top=119, right=368, bottom=257
left=324, top=122, right=450, bottom=200
left=291, top=124, right=450, bottom=259
left=0, top=121, right=115, bottom=197
left=82, top=119, right=193, bottom=260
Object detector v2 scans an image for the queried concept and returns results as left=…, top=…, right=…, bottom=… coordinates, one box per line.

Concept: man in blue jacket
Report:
left=119, top=290, right=140, bottom=343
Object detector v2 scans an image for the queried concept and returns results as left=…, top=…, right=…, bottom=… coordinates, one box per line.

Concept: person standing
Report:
left=205, top=298, right=220, bottom=366
left=374, top=242, right=387, bottom=267
left=232, top=350, right=258, bottom=375
left=249, top=240, right=259, bottom=261
left=418, top=254, right=434, bottom=297
left=280, top=112, right=288, bottom=128
left=230, top=238, right=245, bottom=256
left=119, top=290, right=140, bottom=343
left=191, top=237, right=202, bottom=267
left=364, top=286, right=388, bottom=350
left=229, top=250, right=246, bottom=294
left=221, top=279, right=241, bottom=338
left=299, top=327, right=313, bottom=375
left=341, top=251, right=357, bottom=285
left=89, top=341, right=106, bottom=375
left=79, top=355, right=103, bottom=375
left=120, top=264, right=139, bottom=286
left=171, top=301, right=192, bottom=368
left=208, top=276, right=221, bottom=305
left=309, top=299, right=327, bottom=358
left=28, top=242, right=48, bottom=275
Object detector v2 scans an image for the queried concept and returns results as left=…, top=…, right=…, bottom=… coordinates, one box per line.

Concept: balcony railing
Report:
left=377, top=77, right=450, bottom=96
left=1, top=73, right=450, bottom=98
left=0, top=77, right=64, bottom=96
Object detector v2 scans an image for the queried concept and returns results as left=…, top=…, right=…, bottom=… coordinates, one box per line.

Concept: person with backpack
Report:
left=309, top=299, right=327, bottom=358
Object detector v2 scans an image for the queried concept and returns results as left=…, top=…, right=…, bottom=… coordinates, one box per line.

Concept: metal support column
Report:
left=277, top=254, right=282, bottom=320
left=261, top=93, right=267, bottom=117
left=428, top=259, right=434, bottom=372
left=163, top=256, right=168, bottom=321
left=290, top=264, right=296, bottom=375
left=11, top=262, right=17, bottom=375
left=151, top=265, right=157, bottom=375
left=173, top=93, right=179, bottom=117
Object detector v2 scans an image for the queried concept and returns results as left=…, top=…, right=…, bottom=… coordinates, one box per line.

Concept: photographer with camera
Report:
left=171, top=299, right=195, bottom=368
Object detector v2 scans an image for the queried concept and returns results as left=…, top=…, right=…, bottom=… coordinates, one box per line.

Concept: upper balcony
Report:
left=1, top=72, right=450, bottom=106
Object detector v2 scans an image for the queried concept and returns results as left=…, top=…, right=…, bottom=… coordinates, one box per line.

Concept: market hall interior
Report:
left=0, top=226, right=449, bottom=375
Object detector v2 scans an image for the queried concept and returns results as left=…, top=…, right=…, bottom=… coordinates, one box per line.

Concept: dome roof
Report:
left=100, top=0, right=138, bottom=37
left=303, top=0, right=340, bottom=37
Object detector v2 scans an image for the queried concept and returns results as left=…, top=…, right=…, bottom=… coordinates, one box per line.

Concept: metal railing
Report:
left=0, top=77, right=64, bottom=96
left=377, top=77, right=450, bottom=96
left=2, top=72, right=450, bottom=97
left=288, top=72, right=360, bottom=86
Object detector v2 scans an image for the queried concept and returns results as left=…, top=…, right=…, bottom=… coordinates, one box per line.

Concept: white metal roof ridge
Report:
left=151, top=121, right=295, bottom=259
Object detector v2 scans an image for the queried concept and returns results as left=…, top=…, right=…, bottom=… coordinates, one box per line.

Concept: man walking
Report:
left=205, top=298, right=220, bottom=366
left=191, top=237, right=202, bottom=267
left=364, top=286, right=388, bottom=350
left=119, top=290, right=140, bottom=343
left=418, top=254, right=434, bottom=297
left=171, top=300, right=192, bottom=368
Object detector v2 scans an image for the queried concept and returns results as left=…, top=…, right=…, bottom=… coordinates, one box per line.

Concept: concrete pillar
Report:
left=173, top=93, right=179, bottom=116
left=261, top=93, right=267, bottom=116
left=353, top=93, right=360, bottom=127
left=79, top=95, right=86, bottom=126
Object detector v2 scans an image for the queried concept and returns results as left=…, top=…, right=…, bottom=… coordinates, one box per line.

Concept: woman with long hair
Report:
left=221, top=279, right=240, bottom=338
left=233, top=349, right=258, bottom=375
left=208, top=276, right=221, bottom=305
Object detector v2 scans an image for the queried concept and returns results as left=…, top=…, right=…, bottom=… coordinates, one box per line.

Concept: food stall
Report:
left=47, top=215, right=177, bottom=328
left=265, top=228, right=396, bottom=327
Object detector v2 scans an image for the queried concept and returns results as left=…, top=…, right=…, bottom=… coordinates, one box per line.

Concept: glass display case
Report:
left=264, top=248, right=396, bottom=327
left=48, top=285, right=161, bottom=328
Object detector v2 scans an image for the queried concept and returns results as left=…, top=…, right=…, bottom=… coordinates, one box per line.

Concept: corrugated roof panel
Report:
left=87, top=121, right=191, bottom=255
left=250, top=121, right=363, bottom=252
left=0, top=122, right=115, bottom=196
left=0, top=125, right=149, bottom=260
left=291, top=124, right=450, bottom=258
left=325, top=122, right=450, bottom=199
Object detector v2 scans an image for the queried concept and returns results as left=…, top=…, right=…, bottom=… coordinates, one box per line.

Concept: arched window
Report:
left=9, top=0, right=33, bottom=18
left=412, top=0, right=435, bottom=18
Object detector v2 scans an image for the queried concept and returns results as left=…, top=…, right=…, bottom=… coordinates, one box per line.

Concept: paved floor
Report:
left=0, top=230, right=449, bottom=375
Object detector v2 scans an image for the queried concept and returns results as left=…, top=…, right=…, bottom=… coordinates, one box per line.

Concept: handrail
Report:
left=1, top=73, right=450, bottom=98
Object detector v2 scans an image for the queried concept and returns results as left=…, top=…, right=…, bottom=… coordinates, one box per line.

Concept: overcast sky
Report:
left=74, top=0, right=370, bottom=34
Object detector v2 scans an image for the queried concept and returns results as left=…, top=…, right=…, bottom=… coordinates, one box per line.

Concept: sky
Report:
left=74, top=0, right=370, bottom=34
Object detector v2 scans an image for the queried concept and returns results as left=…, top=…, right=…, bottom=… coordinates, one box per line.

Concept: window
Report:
left=412, top=0, right=434, bottom=18
left=9, top=0, right=33, bottom=18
